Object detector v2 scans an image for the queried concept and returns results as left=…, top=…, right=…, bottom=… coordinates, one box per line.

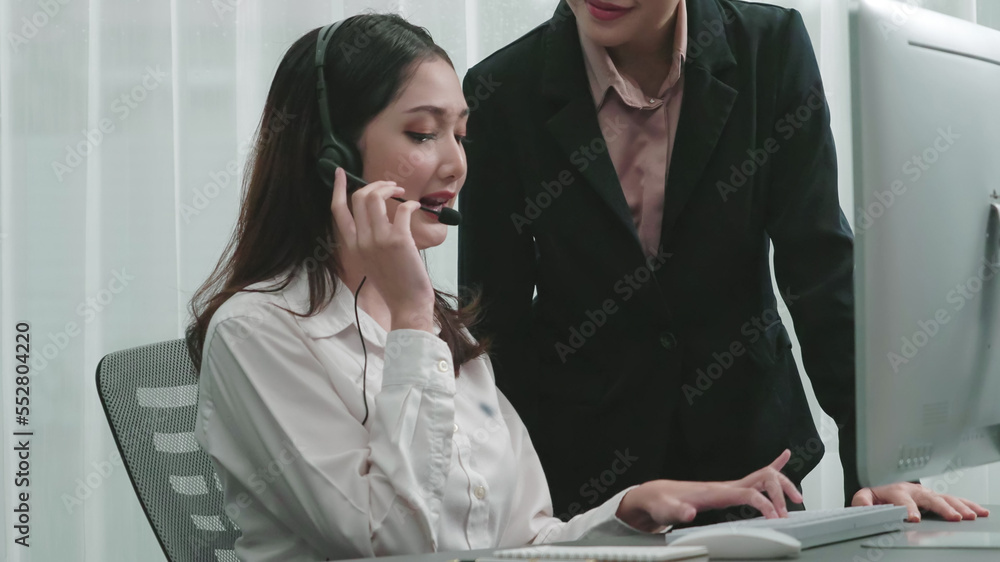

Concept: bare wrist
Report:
left=390, top=308, right=435, bottom=333
left=616, top=489, right=651, bottom=530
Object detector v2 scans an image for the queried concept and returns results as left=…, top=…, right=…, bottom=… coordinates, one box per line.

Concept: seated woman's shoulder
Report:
left=209, top=271, right=300, bottom=335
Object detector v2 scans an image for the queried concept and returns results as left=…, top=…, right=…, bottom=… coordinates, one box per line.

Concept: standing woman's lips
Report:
left=585, top=0, right=633, bottom=21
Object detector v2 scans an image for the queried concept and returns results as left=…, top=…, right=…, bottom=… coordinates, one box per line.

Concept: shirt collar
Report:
left=579, top=0, right=688, bottom=110
left=279, top=265, right=441, bottom=341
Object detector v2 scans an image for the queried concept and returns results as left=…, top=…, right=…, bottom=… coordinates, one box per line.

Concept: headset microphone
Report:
left=336, top=166, right=462, bottom=226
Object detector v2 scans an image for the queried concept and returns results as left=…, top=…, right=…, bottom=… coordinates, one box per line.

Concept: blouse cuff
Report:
left=382, top=329, right=456, bottom=394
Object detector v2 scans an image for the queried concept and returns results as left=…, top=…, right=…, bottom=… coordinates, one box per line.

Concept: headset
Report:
left=315, top=20, right=365, bottom=188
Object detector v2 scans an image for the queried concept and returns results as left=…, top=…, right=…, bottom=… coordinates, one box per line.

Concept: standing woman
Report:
left=457, top=0, right=989, bottom=525
left=186, top=14, right=800, bottom=561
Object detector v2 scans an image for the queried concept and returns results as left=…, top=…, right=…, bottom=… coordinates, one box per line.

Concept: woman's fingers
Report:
left=392, top=200, right=422, bottom=240
left=778, top=472, right=804, bottom=505
left=764, top=476, right=788, bottom=517
left=732, top=450, right=799, bottom=512
left=330, top=168, right=356, bottom=242
left=941, top=494, right=978, bottom=520
left=959, top=497, right=990, bottom=518
left=895, top=493, right=922, bottom=522
left=353, top=181, right=402, bottom=248
left=360, top=182, right=402, bottom=240
left=742, top=488, right=780, bottom=519
left=768, top=449, right=792, bottom=472
left=852, top=488, right=875, bottom=507
left=734, top=449, right=791, bottom=488
left=917, top=492, right=962, bottom=522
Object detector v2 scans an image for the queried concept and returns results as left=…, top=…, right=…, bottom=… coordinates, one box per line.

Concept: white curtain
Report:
left=1, top=1, right=997, bottom=560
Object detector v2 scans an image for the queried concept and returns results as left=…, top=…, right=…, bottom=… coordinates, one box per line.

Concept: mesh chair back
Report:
left=96, top=339, right=241, bottom=562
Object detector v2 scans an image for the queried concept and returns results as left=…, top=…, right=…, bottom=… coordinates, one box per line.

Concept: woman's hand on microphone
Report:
left=615, top=449, right=803, bottom=532
left=329, top=167, right=435, bottom=332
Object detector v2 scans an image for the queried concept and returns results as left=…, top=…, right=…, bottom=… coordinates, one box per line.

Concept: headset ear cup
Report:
left=328, top=134, right=362, bottom=180
left=317, top=147, right=341, bottom=189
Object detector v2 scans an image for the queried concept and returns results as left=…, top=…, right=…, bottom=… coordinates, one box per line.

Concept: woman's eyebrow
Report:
left=406, top=105, right=470, bottom=118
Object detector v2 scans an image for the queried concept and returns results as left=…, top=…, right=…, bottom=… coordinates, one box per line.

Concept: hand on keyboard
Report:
left=852, top=481, right=990, bottom=523
left=616, top=449, right=804, bottom=532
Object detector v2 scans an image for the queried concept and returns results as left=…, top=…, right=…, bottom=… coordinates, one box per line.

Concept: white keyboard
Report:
left=664, top=505, right=909, bottom=549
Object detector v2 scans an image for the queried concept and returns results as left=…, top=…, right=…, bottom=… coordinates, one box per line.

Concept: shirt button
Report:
left=437, top=360, right=449, bottom=373
left=659, top=332, right=677, bottom=350
left=474, top=485, right=487, bottom=500
left=453, top=423, right=459, bottom=433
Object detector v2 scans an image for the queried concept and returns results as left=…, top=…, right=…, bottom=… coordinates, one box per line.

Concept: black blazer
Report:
left=458, top=0, right=858, bottom=521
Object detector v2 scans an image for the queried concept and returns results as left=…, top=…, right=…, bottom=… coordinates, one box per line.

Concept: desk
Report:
left=342, top=505, right=999, bottom=561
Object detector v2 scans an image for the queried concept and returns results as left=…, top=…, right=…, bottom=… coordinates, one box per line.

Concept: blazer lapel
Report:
left=541, top=1, right=641, bottom=247
left=661, top=0, right=739, bottom=245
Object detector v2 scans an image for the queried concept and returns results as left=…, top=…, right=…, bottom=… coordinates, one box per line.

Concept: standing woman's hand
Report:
left=329, top=167, right=435, bottom=332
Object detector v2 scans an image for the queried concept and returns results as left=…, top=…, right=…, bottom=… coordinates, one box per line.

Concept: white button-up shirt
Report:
left=194, top=266, right=657, bottom=561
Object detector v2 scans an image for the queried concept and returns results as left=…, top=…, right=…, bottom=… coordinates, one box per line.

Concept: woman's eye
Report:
left=456, top=135, right=470, bottom=146
left=406, top=132, right=435, bottom=143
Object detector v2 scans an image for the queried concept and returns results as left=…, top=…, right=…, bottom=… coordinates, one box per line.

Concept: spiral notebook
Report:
left=487, top=544, right=709, bottom=561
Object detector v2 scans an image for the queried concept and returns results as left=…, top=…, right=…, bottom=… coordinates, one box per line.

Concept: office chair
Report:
left=96, top=338, right=241, bottom=562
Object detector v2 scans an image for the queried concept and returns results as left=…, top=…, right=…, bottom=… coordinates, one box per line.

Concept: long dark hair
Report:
left=185, top=14, right=489, bottom=376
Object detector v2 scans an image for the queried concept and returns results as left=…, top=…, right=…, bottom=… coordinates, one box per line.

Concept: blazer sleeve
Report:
left=763, top=10, right=861, bottom=504
left=459, top=67, right=541, bottom=428
left=195, top=307, right=458, bottom=558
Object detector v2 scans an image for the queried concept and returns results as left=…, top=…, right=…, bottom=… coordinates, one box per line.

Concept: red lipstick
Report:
left=585, top=0, right=633, bottom=22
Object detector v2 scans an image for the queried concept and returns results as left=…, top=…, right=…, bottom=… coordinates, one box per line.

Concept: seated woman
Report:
left=186, top=13, right=802, bottom=561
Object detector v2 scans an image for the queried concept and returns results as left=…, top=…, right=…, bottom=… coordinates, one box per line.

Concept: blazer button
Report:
left=659, top=332, right=677, bottom=350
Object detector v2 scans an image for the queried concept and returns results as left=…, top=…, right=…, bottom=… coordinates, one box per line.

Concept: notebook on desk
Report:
left=485, top=544, right=708, bottom=561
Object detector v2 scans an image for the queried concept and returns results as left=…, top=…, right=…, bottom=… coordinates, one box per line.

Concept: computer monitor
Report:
left=852, top=0, right=1000, bottom=488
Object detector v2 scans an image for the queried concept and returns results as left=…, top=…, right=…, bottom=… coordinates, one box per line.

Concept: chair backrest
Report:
left=96, top=338, right=241, bottom=562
